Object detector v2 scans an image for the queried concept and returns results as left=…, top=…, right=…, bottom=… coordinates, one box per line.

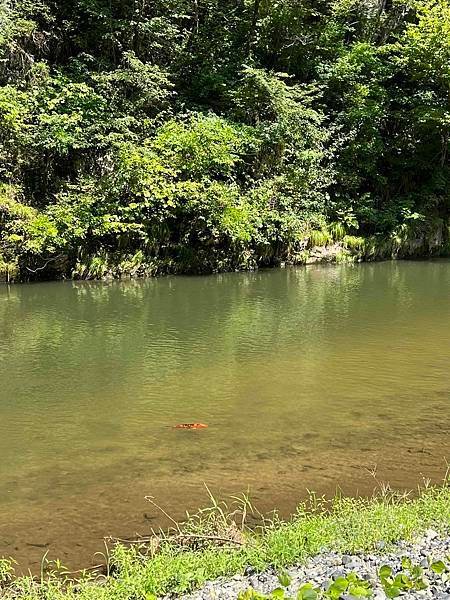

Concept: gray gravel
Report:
left=180, top=529, right=450, bottom=600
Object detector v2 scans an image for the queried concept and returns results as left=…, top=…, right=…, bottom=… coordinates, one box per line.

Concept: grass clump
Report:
left=308, top=230, right=332, bottom=248
left=2, top=484, right=450, bottom=599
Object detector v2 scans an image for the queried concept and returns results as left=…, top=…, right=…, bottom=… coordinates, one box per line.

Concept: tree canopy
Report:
left=0, top=0, right=449, bottom=280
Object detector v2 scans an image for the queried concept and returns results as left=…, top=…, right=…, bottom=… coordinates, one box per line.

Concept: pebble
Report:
left=178, top=530, right=450, bottom=600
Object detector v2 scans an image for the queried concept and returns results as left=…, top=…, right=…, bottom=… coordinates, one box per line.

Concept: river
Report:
left=1, top=261, right=449, bottom=570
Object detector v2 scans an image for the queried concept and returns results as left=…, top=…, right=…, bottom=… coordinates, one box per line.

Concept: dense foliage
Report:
left=0, top=0, right=449, bottom=280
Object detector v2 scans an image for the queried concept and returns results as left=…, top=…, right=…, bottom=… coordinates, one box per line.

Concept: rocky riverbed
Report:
left=180, top=530, right=450, bottom=600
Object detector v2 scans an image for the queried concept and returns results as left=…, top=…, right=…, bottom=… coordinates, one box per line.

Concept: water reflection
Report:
left=0, top=261, right=449, bottom=569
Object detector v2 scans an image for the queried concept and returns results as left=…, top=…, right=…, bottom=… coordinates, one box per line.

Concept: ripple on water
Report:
left=0, top=261, right=450, bottom=569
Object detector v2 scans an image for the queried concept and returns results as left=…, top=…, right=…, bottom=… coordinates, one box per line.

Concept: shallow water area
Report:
left=0, top=261, right=449, bottom=571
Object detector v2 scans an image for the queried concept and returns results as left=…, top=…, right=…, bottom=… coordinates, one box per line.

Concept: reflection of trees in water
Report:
left=1, top=263, right=450, bottom=517
left=1, top=261, right=450, bottom=375
left=1, top=262, right=450, bottom=465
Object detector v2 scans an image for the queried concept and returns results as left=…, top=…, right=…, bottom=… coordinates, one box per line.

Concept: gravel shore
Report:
left=180, top=530, right=450, bottom=600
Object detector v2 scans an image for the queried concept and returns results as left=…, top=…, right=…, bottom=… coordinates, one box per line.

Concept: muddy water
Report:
left=0, top=261, right=450, bottom=571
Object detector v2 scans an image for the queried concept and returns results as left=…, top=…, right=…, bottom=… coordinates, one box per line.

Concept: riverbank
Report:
left=2, top=485, right=450, bottom=599
left=182, top=529, right=450, bottom=600
left=1, top=215, right=449, bottom=283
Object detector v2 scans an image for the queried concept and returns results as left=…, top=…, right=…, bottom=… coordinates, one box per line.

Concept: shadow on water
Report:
left=0, top=260, right=449, bottom=570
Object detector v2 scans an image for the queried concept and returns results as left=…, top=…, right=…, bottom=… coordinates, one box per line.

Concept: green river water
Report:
left=1, top=261, right=450, bottom=570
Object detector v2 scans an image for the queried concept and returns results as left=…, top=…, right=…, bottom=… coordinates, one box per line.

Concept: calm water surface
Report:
left=1, top=261, right=450, bottom=570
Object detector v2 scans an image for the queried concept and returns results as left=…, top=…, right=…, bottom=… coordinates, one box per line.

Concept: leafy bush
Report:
left=0, top=0, right=449, bottom=280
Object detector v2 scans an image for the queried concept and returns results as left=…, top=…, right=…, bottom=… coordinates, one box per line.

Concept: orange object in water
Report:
left=174, top=423, right=208, bottom=429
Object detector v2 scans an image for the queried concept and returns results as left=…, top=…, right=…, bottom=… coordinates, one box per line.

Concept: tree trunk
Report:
left=246, top=0, right=261, bottom=58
